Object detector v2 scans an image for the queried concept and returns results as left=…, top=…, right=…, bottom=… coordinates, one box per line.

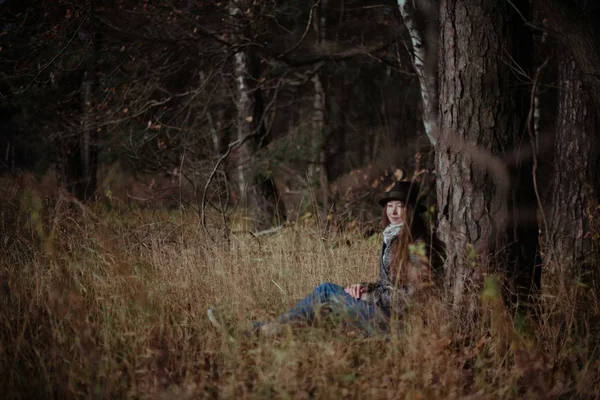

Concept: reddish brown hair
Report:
left=381, top=202, right=431, bottom=287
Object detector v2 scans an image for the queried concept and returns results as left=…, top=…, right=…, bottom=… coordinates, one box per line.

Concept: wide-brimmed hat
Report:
left=378, top=181, right=425, bottom=212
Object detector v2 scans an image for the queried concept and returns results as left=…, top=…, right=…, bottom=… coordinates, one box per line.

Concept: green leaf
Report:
left=481, top=276, right=501, bottom=302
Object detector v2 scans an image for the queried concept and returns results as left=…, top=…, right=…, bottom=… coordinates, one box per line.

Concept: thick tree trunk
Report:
left=548, top=54, right=599, bottom=272
left=436, top=0, right=539, bottom=311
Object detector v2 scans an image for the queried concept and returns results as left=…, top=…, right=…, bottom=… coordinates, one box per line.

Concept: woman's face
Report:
left=386, top=200, right=406, bottom=225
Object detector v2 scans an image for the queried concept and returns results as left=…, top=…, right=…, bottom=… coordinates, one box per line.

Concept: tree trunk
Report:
left=78, top=65, right=98, bottom=201
left=436, top=0, right=539, bottom=311
left=233, top=48, right=252, bottom=204
left=535, top=0, right=600, bottom=110
left=207, top=107, right=230, bottom=209
left=397, top=0, right=438, bottom=145
left=323, top=76, right=349, bottom=190
left=64, top=8, right=98, bottom=201
left=230, top=0, right=282, bottom=231
left=311, top=0, right=329, bottom=211
left=548, top=53, right=599, bottom=273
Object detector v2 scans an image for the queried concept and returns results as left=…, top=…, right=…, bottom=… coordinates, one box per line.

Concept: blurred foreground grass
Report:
left=1, top=176, right=599, bottom=399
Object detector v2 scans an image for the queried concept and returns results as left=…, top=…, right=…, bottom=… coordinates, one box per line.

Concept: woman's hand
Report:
left=345, top=284, right=366, bottom=299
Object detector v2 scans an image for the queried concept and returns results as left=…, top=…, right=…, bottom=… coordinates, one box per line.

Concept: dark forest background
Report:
left=3, top=0, right=599, bottom=305
left=2, top=1, right=600, bottom=397
left=1, top=0, right=427, bottom=214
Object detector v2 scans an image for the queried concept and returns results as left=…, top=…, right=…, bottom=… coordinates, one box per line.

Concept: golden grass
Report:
left=1, top=179, right=600, bottom=399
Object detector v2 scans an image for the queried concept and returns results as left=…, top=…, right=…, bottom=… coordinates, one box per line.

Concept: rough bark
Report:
left=436, top=0, right=539, bottom=311
left=548, top=53, right=599, bottom=272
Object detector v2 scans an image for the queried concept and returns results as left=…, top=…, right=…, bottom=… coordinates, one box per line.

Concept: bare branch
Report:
left=277, top=0, right=320, bottom=59
left=526, top=57, right=550, bottom=248
left=2, top=12, right=89, bottom=99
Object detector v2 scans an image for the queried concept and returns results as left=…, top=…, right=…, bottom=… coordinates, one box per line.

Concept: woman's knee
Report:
left=314, top=282, right=343, bottom=295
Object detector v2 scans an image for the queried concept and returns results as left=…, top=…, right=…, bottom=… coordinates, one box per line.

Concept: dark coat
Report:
left=361, top=236, right=429, bottom=316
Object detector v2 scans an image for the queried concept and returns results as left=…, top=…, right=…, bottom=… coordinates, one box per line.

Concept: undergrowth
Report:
left=1, top=177, right=599, bottom=399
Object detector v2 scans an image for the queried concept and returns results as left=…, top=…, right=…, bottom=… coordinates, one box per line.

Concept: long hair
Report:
left=381, top=203, right=431, bottom=288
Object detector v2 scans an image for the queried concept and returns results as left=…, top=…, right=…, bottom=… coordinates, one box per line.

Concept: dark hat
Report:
left=378, top=181, right=425, bottom=211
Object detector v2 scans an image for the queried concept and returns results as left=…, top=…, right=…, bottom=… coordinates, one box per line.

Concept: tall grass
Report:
left=1, top=177, right=599, bottom=399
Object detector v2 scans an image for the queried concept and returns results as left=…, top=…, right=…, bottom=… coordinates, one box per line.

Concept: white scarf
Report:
left=383, top=223, right=404, bottom=246
left=381, top=222, right=405, bottom=284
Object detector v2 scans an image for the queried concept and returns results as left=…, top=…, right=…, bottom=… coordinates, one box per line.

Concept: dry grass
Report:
left=1, top=177, right=600, bottom=399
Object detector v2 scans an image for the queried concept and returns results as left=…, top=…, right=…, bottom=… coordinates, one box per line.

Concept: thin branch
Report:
left=526, top=57, right=550, bottom=249
left=200, top=77, right=284, bottom=238
left=277, top=0, right=320, bottom=59
left=505, top=0, right=546, bottom=32
left=4, top=12, right=89, bottom=98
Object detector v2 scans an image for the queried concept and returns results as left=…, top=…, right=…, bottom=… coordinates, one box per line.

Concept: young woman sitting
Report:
left=209, top=181, right=436, bottom=337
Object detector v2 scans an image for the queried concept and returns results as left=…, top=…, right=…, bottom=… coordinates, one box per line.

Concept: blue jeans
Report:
left=275, top=282, right=388, bottom=334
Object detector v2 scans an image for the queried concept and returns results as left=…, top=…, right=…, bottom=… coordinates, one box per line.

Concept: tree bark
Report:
left=548, top=53, right=599, bottom=272
left=397, top=0, right=438, bottom=145
left=436, top=0, right=539, bottom=311
left=233, top=47, right=253, bottom=204
left=535, top=0, right=600, bottom=110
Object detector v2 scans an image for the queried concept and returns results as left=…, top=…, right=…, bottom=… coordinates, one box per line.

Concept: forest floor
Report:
left=1, top=175, right=599, bottom=399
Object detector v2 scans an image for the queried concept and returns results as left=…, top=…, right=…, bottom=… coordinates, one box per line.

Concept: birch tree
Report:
left=229, top=0, right=282, bottom=231
left=397, top=0, right=438, bottom=146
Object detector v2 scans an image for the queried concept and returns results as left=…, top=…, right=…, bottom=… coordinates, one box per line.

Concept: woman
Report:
left=209, top=181, right=435, bottom=337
